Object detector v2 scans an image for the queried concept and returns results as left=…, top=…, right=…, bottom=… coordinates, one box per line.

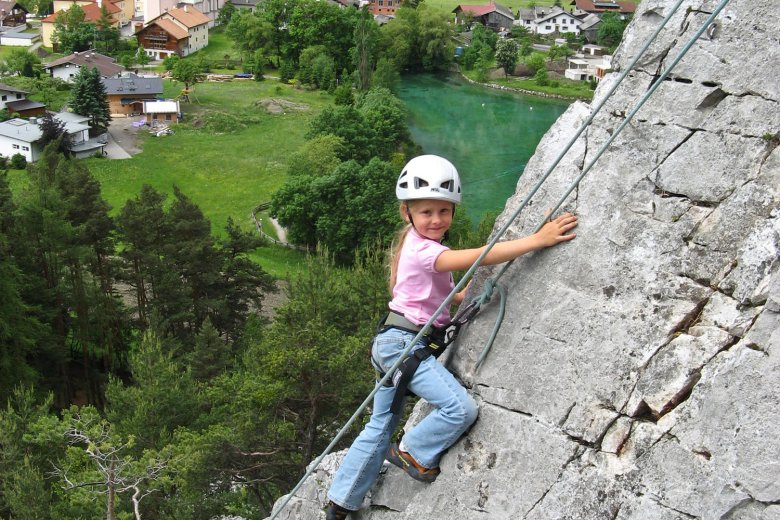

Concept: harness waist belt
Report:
left=382, top=311, right=423, bottom=332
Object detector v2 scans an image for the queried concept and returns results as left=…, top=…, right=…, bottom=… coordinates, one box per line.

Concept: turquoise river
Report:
left=397, top=74, right=571, bottom=224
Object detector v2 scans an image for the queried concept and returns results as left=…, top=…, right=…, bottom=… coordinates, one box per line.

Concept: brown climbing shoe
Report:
left=387, top=443, right=440, bottom=483
left=326, top=501, right=352, bottom=520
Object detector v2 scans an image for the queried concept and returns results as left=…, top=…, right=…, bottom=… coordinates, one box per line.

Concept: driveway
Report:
left=106, top=116, right=144, bottom=159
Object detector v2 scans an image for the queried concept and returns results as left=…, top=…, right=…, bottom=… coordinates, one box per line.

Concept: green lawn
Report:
left=83, top=79, right=334, bottom=277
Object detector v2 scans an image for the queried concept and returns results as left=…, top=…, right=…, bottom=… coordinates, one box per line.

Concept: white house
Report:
left=565, top=49, right=611, bottom=81
left=515, top=6, right=582, bottom=35
left=0, top=83, right=27, bottom=110
left=43, top=51, right=124, bottom=83
left=143, top=100, right=180, bottom=126
left=0, top=30, right=40, bottom=46
left=0, top=113, right=105, bottom=162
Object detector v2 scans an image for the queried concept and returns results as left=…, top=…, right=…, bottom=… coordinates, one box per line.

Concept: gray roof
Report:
left=101, top=74, right=163, bottom=96
left=0, top=82, right=27, bottom=94
left=5, top=99, right=45, bottom=112
left=0, top=114, right=90, bottom=143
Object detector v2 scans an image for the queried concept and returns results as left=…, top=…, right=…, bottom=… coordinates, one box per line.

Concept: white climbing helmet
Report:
left=396, top=155, right=462, bottom=204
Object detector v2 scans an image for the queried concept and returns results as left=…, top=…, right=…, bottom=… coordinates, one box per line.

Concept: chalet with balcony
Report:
left=0, top=1, right=28, bottom=27
left=136, top=5, right=209, bottom=59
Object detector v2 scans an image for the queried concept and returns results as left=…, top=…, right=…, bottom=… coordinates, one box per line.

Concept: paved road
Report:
left=103, top=131, right=132, bottom=159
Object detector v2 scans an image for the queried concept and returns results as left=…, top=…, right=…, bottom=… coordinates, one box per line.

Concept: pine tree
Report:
left=69, top=66, right=111, bottom=135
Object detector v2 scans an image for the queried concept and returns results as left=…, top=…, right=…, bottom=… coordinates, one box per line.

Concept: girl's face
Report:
left=403, top=199, right=454, bottom=242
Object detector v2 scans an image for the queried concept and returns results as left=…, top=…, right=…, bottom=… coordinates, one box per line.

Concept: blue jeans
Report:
left=328, top=328, right=478, bottom=511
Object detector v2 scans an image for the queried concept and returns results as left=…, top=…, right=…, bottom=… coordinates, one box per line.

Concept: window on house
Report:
left=12, top=144, right=19, bottom=149
left=16, top=94, right=22, bottom=99
left=1, top=95, right=6, bottom=101
left=22, top=146, right=29, bottom=151
left=378, top=0, right=383, bottom=5
left=165, top=114, right=172, bottom=120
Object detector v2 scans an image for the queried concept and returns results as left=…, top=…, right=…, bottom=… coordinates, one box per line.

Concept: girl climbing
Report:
left=326, top=155, right=578, bottom=519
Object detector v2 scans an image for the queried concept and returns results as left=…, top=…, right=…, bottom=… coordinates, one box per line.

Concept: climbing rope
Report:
left=268, top=0, right=730, bottom=516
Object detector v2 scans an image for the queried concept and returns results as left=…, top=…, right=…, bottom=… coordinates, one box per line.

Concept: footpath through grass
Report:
left=85, top=79, right=332, bottom=277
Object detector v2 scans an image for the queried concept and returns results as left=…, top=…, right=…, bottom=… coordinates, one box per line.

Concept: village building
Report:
left=140, top=0, right=223, bottom=28
left=0, top=83, right=46, bottom=118
left=143, top=99, right=180, bottom=126
left=43, top=50, right=124, bottom=83
left=0, top=29, right=40, bottom=47
left=453, top=2, right=514, bottom=32
left=102, top=73, right=163, bottom=116
left=0, top=113, right=105, bottom=162
left=0, top=1, right=28, bottom=27
left=515, top=6, right=582, bottom=35
left=225, top=0, right=258, bottom=10
left=135, top=5, right=210, bottom=59
left=569, top=0, right=635, bottom=16
left=565, top=44, right=611, bottom=81
left=41, top=0, right=123, bottom=48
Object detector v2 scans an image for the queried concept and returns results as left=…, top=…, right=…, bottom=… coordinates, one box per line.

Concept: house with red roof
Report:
left=135, top=5, right=209, bottom=59
left=365, top=0, right=399, bottom=17
left=42, top=0, right=122, bottom=48
left=453, top=2, right=515, bottom=33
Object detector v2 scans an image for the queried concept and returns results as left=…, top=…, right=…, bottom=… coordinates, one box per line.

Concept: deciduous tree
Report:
left=495, top=37, right=519, bottom=77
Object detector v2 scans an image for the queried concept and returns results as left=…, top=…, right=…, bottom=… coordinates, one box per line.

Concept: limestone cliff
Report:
left=269, top=0, right=780, bottom=517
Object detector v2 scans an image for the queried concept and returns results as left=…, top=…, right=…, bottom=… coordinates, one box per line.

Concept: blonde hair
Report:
left=388, top=202, right=412, bottom=292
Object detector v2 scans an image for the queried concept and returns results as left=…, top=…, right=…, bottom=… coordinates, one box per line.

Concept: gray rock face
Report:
left=267, top=0, right=780, bottom=518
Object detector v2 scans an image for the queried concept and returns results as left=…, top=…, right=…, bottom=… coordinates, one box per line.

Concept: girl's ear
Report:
left=399, top=201, right=411, bottom=222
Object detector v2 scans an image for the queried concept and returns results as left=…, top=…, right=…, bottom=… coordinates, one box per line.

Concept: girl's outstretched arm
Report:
left=435, top=213, right=578, bottom=273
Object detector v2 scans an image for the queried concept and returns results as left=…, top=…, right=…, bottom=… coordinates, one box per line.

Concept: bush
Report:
left=10, top=153, right=26, bottom=169
left=534, top=67, right=549, bottom=86
left=334, top=84, right=354, bottom=106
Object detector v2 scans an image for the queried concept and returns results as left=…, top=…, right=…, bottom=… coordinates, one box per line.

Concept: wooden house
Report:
left=136, top=5, right=209, bottom=59
left=102, top=73, right=163, bottom=116
left=0, top=1, right=28, bottom=27
left=453, top=2, right=515, bottom=33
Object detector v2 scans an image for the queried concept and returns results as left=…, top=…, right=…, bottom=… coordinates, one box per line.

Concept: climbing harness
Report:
left=374, top=310, right=470, bottom=415
left=268, top=0, right=732, bottom=516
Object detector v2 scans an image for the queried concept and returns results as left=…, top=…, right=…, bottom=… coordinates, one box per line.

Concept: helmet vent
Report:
left=414, top=177, right=429, bottom=188
left=440, top=180, right=453, bottom=192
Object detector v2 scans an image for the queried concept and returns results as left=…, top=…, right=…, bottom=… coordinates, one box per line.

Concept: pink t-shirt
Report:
left=389, top=228, right=454, bottom=328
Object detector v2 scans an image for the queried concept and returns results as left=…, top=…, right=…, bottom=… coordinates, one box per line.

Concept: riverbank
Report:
left=458, top=67, right=594, bottom=101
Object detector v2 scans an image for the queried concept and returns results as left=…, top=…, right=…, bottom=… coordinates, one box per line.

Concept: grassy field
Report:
left=81, top=79, right=333, bottom=277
